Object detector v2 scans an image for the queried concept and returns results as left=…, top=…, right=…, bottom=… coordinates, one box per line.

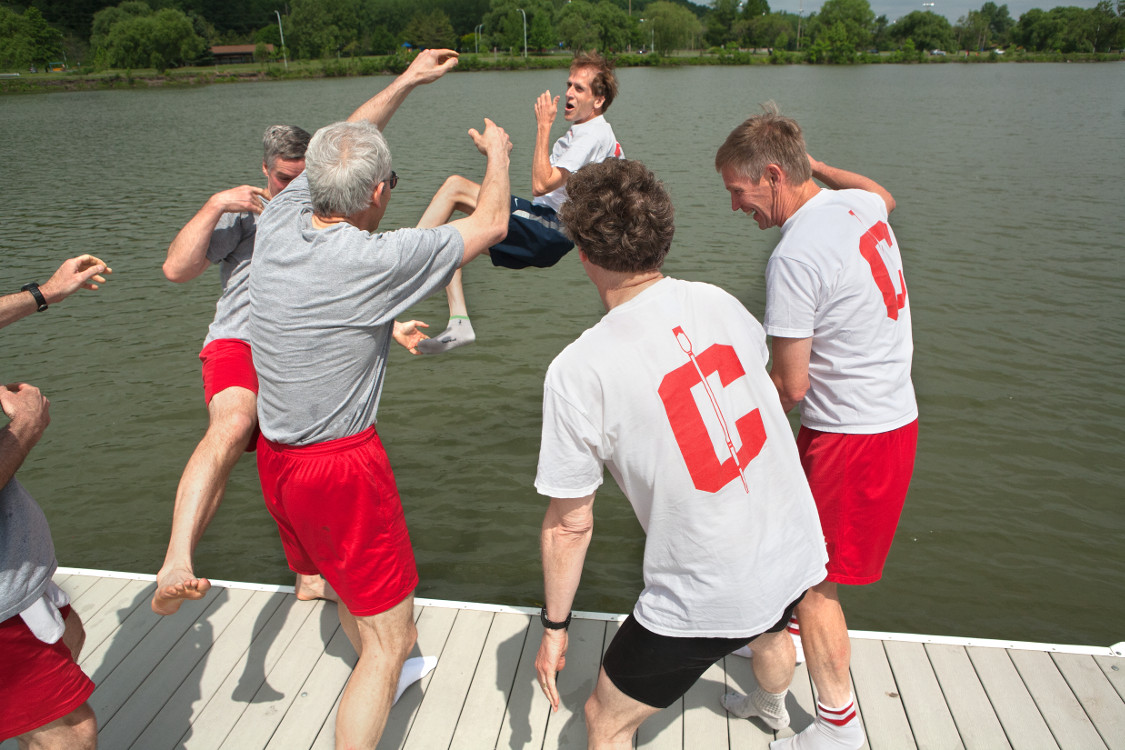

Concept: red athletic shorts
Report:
left=798, top=419, right=918, bottom=585
left=0, top=605, right=94, bottom=741
left=256, top=426, right=418, bottom=617
left=199, top=338, right=259, bottom=452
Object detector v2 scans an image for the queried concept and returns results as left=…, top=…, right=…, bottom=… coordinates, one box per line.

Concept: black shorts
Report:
left=601, top=594, right=804, bottom=709
left=488, top=197, right=574, bottom=270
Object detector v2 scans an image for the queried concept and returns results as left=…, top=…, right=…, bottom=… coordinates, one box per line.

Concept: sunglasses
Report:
left=385, top=171, right=398, bottom=190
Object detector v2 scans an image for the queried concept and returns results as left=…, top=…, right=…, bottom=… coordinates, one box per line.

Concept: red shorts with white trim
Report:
left=797, top=419, right=918, bottom=585
left=0, top=605, right=94, bottom=741
left=256, top=426, right=418, bottom=617
left=199, top=338, right=259, bottom=452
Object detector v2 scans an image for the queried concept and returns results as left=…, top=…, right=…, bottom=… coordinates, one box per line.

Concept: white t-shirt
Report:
left=533, top=115, right=622, bottom=213
left=536, top=278, right=827, bottom=638
left=764, top=189, right=917, bottom=434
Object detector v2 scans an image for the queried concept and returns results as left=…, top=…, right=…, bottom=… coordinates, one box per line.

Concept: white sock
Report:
left=417, top=316, right=475, bottom=354
left=769, top=697, right=864, bottom=750
left=788, top=615, right=805, bottom=665
left=393, top=655, right=437, bottom=704
left=722, top=686, right=790, bottom=730
left=732, top=643, right=753, bottom=658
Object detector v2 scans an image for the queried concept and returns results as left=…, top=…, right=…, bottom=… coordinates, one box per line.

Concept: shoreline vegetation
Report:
left=3, top=49, right=1122, bottom=95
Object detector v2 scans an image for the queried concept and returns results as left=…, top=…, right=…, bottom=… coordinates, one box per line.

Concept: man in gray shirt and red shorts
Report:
left=249, top=49, right=513, bottom=749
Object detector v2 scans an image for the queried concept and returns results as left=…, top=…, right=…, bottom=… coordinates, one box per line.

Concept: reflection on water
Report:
left=2, top=64, right=1123, bottom=645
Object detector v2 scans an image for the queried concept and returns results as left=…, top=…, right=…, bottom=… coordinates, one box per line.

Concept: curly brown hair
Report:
left=559, top=159, right=674, bottom=273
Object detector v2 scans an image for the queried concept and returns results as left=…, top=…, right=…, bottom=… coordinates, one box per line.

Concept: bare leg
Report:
left=417, top=176, right=484, bottom=354
left=295, top=573, right=339, bottom=603
left=152, top=386, right=256, bottom=615
left=335, top=594, right=418, bottom=749
left=60, top=607, right=86, bottom=662
left=584, top=667, right=661, bottom=750
left=17, top=703, right=97, bottom=750
left=769, top=580, right=864, bottom=749
left=722, top=628, right=793, bottom=729
left=796, top=581, right=850, bottom=706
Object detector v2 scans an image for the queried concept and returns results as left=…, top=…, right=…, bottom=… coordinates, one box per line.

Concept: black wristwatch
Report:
left=21, top=283, right=48, bottom=312
left=540, top=606, right=572, bottom=630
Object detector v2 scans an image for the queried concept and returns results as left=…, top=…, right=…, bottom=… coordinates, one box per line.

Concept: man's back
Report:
left=537, top=277, right=826, bottom=638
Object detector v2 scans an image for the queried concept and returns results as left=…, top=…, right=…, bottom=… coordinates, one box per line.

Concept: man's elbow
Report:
left=162, top=260, right=190, bottom=283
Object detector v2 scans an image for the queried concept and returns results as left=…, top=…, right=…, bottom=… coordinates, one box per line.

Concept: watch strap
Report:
left=21, top=282, right=48, bottom=312
left=540, top=606, right=572, bottom=630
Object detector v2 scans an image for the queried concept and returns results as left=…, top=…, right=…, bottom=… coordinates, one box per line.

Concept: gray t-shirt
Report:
left=0, top=478, right=57, bottom=623
left=203, top=210, right=257, bottom=346
left=250, top=173, right=463, bottom=446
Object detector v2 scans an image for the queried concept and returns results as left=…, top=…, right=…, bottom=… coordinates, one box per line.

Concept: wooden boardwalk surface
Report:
left=3, top=569, right=1122, bottom=750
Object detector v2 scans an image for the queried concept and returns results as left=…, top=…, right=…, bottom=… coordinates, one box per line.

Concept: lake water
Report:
left=2, top=63, right=1122, bottom=647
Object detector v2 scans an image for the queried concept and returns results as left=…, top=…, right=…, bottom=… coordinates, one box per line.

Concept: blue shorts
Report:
left=488, top=197, right=574, bottom=270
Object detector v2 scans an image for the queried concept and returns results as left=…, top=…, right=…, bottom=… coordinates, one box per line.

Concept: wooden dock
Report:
left=3, top=569, right=1122, bottom=749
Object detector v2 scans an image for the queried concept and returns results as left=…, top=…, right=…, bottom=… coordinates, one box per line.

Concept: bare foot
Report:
left=152, top=568, right=211, bottom=615
left=295, top=573, right=339, bottom=603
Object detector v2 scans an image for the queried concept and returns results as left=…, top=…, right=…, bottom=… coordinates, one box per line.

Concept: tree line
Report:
left=2, top=0, right=1122, bottom=73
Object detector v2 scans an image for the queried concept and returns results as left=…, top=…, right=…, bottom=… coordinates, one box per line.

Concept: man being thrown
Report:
left=153, top=125, right=432, bottom=617
left=533, top=159, right=827, bottom=748
left=415, top=51, right=623, bottom=354
left=249, top=49, right=512, bottom=748
left=717, top=104, right=918, bottom=750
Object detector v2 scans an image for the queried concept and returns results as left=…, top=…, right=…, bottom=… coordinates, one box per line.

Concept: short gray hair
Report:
left=305, top=121, right=392, bottom=217
left=715, top=101, right=812, bottom=184
left=262, top=125, right=311, bottom=168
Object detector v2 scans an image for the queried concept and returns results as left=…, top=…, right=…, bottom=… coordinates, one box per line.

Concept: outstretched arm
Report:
left=450, top=119, right=512, bottom=265
left=808, top=155, right=895, bottom=214
left=164, top=186, right=266, bottom=283
left=347, top=49, right=459, bottom=130
left=535, top=492, right=595, bottom=712
left=531, top=90, right=568, bottom=196
left=0, top=255, right=112, bottom=329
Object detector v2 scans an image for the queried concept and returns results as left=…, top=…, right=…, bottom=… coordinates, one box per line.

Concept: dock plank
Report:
left=403, top=607, right=494, bottom=749
left=1010, top=649, right=1108, bottom=750
left=968, top=646, right=1059, bottom=748
left=1051, top=653, right=1125, bottom=750
left=13, top=572, right=1125, bottom=750
left=134, top=589, right=287, bottom=750
left=449, top=611, right=532, bottom=750
left=925, top=644, right=1010, bottom=750
left=218, top=599, right=334, bottom=750
left=850, top=637, right=915, bottom=749
left=884, top=640, right=963, bottom=749
left=98, top=587, right=255, bottom=749
left=183, top=597, right=321, bottom=749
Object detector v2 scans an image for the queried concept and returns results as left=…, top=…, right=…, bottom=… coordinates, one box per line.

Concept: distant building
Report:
left=210, top=44, right=274, bottom=64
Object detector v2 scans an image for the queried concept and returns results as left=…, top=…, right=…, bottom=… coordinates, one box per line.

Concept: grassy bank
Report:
left=3, top=48, right=1121, bottom=94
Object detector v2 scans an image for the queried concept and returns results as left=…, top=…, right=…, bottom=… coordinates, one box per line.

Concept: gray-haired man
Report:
left=249, top=49, right=512, bottom=748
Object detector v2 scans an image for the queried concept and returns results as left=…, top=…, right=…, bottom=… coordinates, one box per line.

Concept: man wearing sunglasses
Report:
left=248, top=49, right=513, bottom=749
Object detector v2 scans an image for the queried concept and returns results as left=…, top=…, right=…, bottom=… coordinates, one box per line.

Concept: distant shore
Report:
left=3, top=49, right=1121, bottom=95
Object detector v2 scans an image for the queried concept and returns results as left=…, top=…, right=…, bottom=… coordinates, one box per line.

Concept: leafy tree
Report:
left=287, top=0, right=361, bottom=59
left=528, top=11, right=556, bottom=52
left=643, top=1, right=702, bottom=53
left=2, top=6, right=66, bottom=68
left=812, top=0, right=875, bottom=50
left=556, top=0, right=601, bottom=51
left=483, top=0, right=552, bottom=53
left=889, top=10, right=955, bottom=51
left=403, top=9, right=457, bottom=49
left=592, top=0, right=631, bottom=51
left=95, top=7, right=205, bottom=70
left=90, top=0, right=152, bottom=51
left=705, top=0, right=739, bottom=46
